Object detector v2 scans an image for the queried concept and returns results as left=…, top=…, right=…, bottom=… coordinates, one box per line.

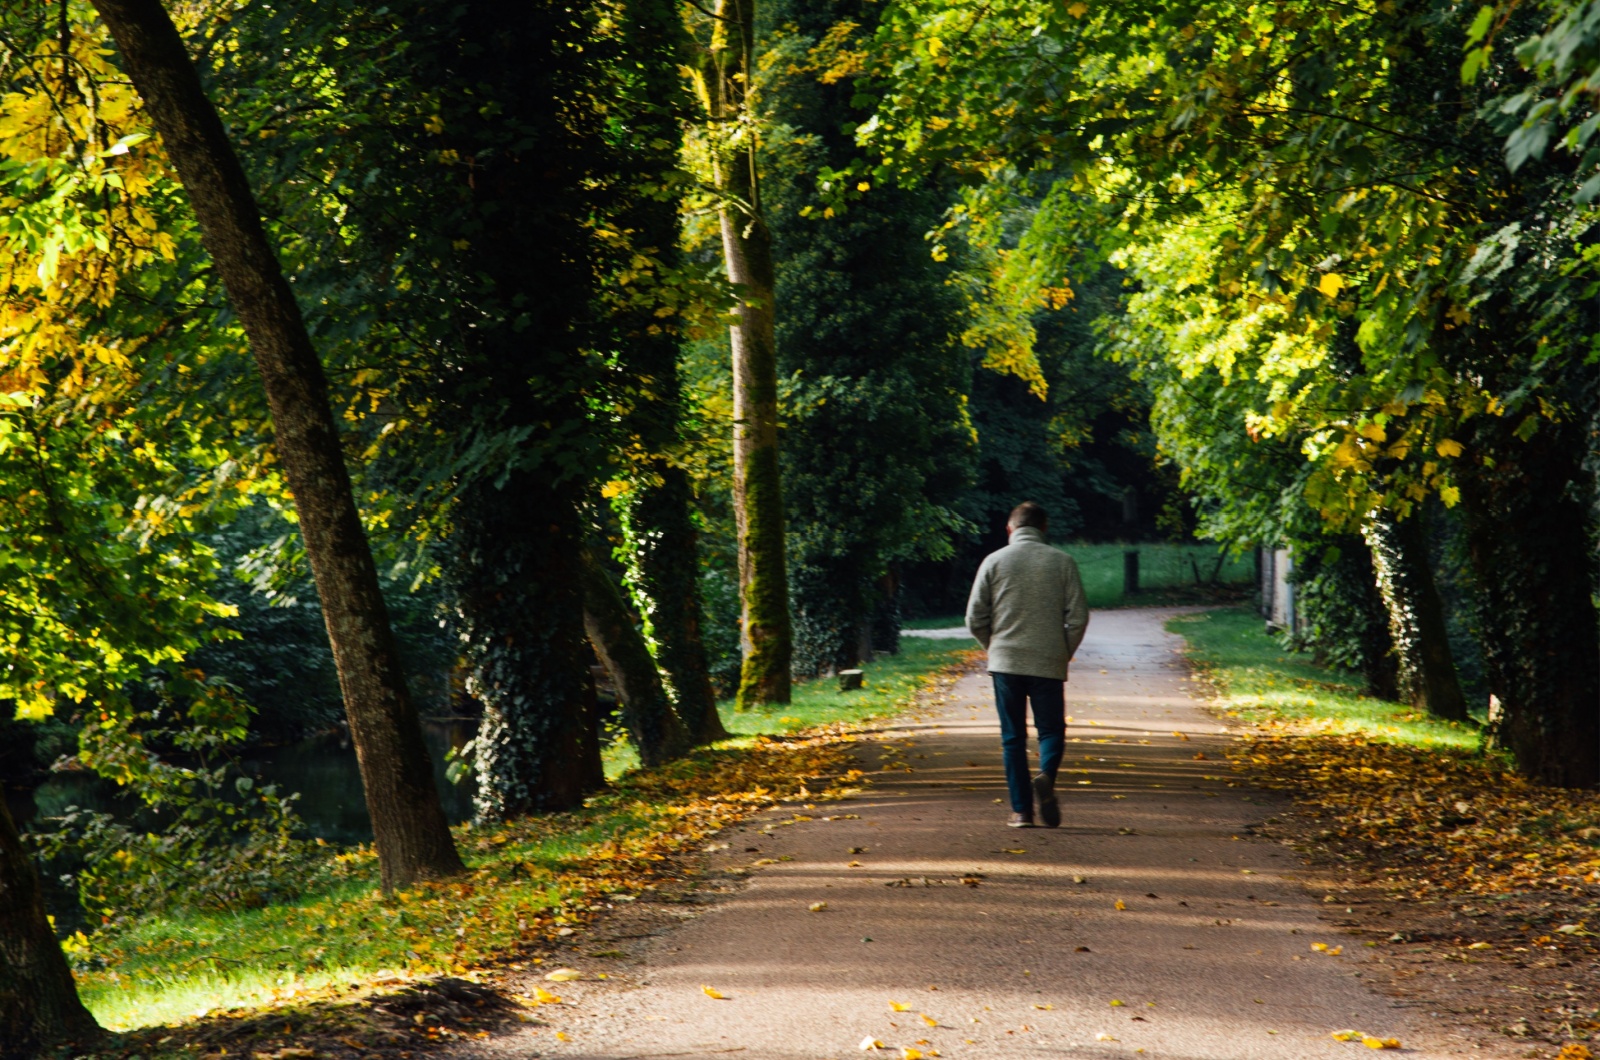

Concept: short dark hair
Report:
left=1008, top=501, right=1049, bottom=531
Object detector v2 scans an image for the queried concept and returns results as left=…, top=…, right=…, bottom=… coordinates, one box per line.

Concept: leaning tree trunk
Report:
left=615, top=468, right=729, bottom=743
left=452, top=478, right=597, bottom=818
left=580, top=544, right=694, bottom=767
left=89, top=0, right=463, bottom=888
left=707, top=0, right=792, bottom=709
left=1363, top=509, right=1468, bottom=721
left=1458, top=420, right=1600, bottom=786
left=0, top=798, right=101, bottom=1059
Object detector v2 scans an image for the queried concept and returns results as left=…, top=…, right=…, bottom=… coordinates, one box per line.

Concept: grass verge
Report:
left=75, top=637, right=973, bottom=1045
left=1167, top=605, right=1600, bottom=1055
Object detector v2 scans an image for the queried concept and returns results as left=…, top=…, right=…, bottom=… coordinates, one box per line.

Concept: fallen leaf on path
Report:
left=1034, top=1003, right=1054, bottom=1010
left=1003, top=848, right=1026, bottom=855
left=890, top=1001, right=911, bottom=1011
left=1193, top=752, right=1207, bottom=760
left=532, top=987, right=562, bottom=1004
left=921, top=1014, right=937, bottom=1027
left=1361, top=1037, right=1401, bottom=1049
left=1114, top=900, right=1126, bottom=910
left=1467, top=941, right=1492, bottom=950
left=1073, top=875, right=1087, bottom=883
left=860, top=1037, right=884, bottom=1051
left=809, top=901, right=828, bottom=912
left=848, top=860, right=862, bottom=867
left=545, top=968, right=582, bottom=982
left=1331, top=1030, right=1362, bottom=1041
left=1174, top=732, right=1190, bottom=741
left=1110, top=999, right=1125, bottom=1007
left=555, top=1032, right=570, bottom=1042
left=702, top=986, right=727, bottom=999
left=1075, top=946, right=1091, bottom=952
left=1096, top=1033, right=1118, bottom=1041
left=1557, top=1045, right=1594, bottom=1060
left=901, top=1049, right=924, bottom=1060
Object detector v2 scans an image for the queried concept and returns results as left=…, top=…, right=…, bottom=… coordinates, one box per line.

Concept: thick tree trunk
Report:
left=710, top=0, right=792, bottom=709
left=0, top=798, right=101, bottom=1059
left=452, top=478, right=596, bottom=818
left=617, top=468, right=729, bottom=743
left=89, top=0, right=463, bottom=887
left=1363, top=509, right=1468, bottom=721
left=1458, top=422, right=1600, bottom=786
left=580, top=544, right=694, bottom=767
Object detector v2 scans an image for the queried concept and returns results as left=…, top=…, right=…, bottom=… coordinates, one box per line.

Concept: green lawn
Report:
left=78, top=637, right=971, bottom=1032
left=1167, top=606, right=1480, bottom=752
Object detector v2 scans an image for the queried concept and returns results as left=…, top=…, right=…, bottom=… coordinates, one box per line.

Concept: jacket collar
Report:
left=1011, top=526, right=1046, bottom=545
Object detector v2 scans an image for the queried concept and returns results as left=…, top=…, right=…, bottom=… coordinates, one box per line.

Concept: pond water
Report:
left=11, top=719, right=479, bottom=846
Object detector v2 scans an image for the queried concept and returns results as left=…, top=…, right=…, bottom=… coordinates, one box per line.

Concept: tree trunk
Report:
left=89, top=0, right=463, bottom=888
left=1458, top=421, right=1600, bottom=786
left=616, top=468, right=729, bottom=743
left=1363, top=509, right=1468, bottom=721
left=0, top=798, right=101, bottom=1059
left=452, top=477, right=596, bottom=818
left=580, top=544, right=694, bottom=767
left=709, top=0, right=792, bottom=709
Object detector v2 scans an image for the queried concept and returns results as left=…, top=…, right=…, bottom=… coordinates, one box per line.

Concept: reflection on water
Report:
left=14, top=719, right=479, bottom=846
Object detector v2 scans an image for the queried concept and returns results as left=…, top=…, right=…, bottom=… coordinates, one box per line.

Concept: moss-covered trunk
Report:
left=708, top=0, right=792, bottom=708
left=1363, top=509, right=1468, bottom=722
left=0, top=799, right=100, bottom=1059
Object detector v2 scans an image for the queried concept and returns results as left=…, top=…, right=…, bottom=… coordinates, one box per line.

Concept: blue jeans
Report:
left=992, top=672, right=1066, bottom=815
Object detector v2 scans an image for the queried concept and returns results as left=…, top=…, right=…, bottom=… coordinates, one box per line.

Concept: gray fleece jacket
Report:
left=964, top=527, right=1090, bottom=680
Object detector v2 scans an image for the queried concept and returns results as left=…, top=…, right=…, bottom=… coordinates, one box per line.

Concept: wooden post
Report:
left=1123, top=550, right=1140, bottom=597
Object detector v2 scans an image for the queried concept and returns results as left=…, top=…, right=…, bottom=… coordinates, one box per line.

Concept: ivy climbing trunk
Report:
left=580, top=544, right=694, bottom=766
left=1458, top=420, right=1600, bottom=787
left=707, top=0, right=792, bottom=709
left=89, top=0, right=463, bottom=889
left=0, top=798, right=100, bottom=1059
left=452, top=478, right=597, bottom=818
left=617, top=470, right=729, bottom=743
left=1363, top=509, right=1467, bottom=722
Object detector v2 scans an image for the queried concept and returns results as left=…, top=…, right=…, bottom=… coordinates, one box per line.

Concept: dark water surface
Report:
left=12, top=720, right=479, bottom=845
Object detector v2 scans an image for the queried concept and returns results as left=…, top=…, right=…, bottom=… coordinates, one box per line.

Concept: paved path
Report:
left=481, top=608, right=1493, bottom=1059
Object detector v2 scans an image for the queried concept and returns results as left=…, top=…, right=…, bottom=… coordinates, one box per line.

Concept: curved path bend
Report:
left=477, top=607, right=1500, bottom=1060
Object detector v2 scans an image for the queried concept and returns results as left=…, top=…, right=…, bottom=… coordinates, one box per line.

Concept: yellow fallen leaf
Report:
left=860, top=1037, right=884, bottom=1051
left=1467, top=941, right=1492, bottom=950
left=1362, top=1037, right=1401, bottom=1049
left=809, top=901, right=828, bottom=912
left=1327, top=946, right=1343, bottom=956
left=1557, top=1045, right=1594, bottom=1060
left=1331, top=1030, right=1363, bottom=1042
left=889, top=1000, right=911, bottom=1011
left=1311, top=942, right=1329, bottom=952
left=532, top=987, right=561, bottom=1004
left=1110, top=999, right=1125, bottom=1007
left=1004, top=848, right=1027, bottom=855
left=1096, top=1033, right=1118, bottom=1041
left=545, top=967, right=582, bottom=981
left=1114, top=900, right=1126, bottom=910
left=921, top=1013, right=938, bottom=1027
left=555, top=1032, right=570, bottom=1042
left=1034, top=1003, right=1054, bottom=1010
left=702, top=985, right=727, bottom=999
left=902, top=1050, right=924, bottom=1060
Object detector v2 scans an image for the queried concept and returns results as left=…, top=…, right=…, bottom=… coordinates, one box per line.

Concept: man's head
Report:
left=1007, top=501, right=1049, bottom=536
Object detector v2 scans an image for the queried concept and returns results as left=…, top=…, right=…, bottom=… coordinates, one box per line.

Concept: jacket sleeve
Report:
left=965, top=557, right=994, bottom=648
left=1062, top=556, right=1089, bottom=660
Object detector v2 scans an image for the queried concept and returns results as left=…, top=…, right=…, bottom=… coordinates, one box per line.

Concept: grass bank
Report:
left=1167, top=606, right=1477, bottom=752
left=79, top=637, right=972, bottom=1037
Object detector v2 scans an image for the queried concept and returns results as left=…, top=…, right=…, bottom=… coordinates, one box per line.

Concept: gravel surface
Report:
left=473, top=608, right=1513, bottom=1060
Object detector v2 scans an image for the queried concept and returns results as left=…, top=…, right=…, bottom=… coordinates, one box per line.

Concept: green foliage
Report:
left=1281, top=537, right=1398, bottom=699
left=32, top=685, right=318, bottom=923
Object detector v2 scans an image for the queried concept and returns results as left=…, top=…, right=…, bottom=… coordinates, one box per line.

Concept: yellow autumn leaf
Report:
left=921, top=1013, right=938, bottom=1027
left=1114, top=900, right=1126, bottom=910
left=1436, top=438, right=1464, bottom=457
left=532, top=987, right=561, bottom=1004
left=1318, top=273, right=1346, bottom=298
left=1467, top=941, right=1492, bottom=950
left=809, top=901, right=828, bottom=912
left=889, top=1000, right=911, bottom=1011
left=1362, top=1036, right=1401, bottom=1049
left=1311, top=942, right=1329, bottom=951
left=860, top=1037, right=884, bottom=1051
left=545, top=967, right=582, bottom=981
left=556, top=1032, right=570, bottom=1042
left=1327, top=946, right=1343, bottom=955
left=1096, top=1033, right=1118, bottom=1041
left=1331, top=1030, right=1362, bottom=1041
left=1110, top=999, right=1125, bottom=1007
left=1034, top=1003, right=1054, bottom=1010
left=702, top=985, right=727, bottom=999
left=1004, top=848, right=1027, bottom=855
left=902, top=1050, right=924, bottom=1060
left=1359, top=422, right=1386, bottom=443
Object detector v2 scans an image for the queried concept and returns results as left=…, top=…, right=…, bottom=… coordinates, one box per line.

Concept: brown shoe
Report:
left=1007, top=812, right=1034, bottom=828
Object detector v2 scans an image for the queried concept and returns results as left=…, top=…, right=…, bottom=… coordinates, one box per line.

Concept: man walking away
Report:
left=965, top=501, right=1089, bottom=828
